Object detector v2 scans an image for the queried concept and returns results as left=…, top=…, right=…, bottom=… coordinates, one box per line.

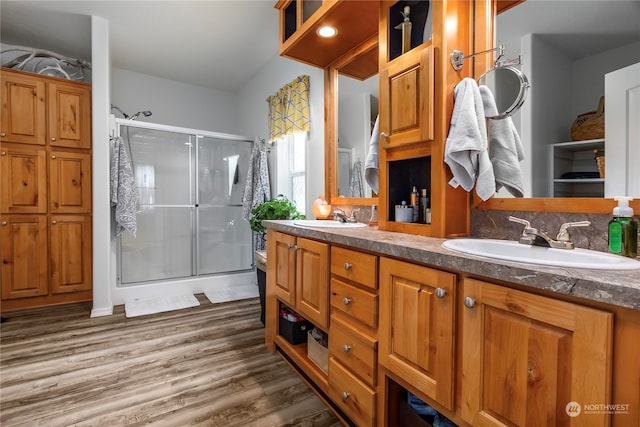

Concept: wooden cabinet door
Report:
left=47, top=81, right=91, bottom=149
left=49, top=215, right=92, bottom=294
left=461, top=278, right=613, bottom=427
left=270, top=230, right=297, bottom=306
left=379, top=257, right=456, bottom=410
left=0, top=71, right=46, bottom=145
left=295, top=237, right=329, bottom=330
left=379, top=45, right=434, bottom=148
left=0, top=145, right=47, bottom=213
left=49, top=151, right=92, bottom=213
left=0, top=215, right=48, bottom=299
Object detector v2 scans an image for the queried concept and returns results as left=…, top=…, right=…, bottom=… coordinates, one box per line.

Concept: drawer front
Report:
left=329, top=357, right=376, bottom=427
left=329, top=315, right=377, bottom=386
left=331, top=246, right=378, bottom=289
left=330, top=278, right=378, bottom=328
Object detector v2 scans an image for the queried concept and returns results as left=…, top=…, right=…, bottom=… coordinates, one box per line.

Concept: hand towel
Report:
left=364, top=114, right=380, bottom=194
left=479, top=85, right=525, bottom=197
left=444, top=78, right=495, bottom=200
left=110, top=136, right=138, bottom=237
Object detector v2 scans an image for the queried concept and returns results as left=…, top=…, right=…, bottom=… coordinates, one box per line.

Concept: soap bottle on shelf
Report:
left=410, top=186, right=419, bottom=222
left=608, top=196, right=638, bottom=258
left=368, top=205, right=378, bottom=227
left=419, top=188, right=430, bottom=224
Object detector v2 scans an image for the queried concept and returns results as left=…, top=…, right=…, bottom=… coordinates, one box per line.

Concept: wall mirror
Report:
left=325, top=36, right=379, bottom=206
left=476, top=0, right=640, bottom=212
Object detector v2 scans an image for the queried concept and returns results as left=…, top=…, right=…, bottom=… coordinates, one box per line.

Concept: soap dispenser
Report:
left=608, top=197, right=638, bottom=258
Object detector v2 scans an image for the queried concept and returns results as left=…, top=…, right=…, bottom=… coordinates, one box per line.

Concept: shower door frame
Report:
left=114, top=119, right=255, bottom=287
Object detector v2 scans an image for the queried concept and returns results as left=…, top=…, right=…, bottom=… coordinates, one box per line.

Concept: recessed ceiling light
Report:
left=317, top=26, right=338, bottom=38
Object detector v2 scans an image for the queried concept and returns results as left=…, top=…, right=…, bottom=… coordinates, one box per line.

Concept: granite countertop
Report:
left=263, top=220, right=640, bottom=311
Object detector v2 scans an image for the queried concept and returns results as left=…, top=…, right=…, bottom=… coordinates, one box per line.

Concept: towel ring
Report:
left=477, top=65, right=530, bottom=119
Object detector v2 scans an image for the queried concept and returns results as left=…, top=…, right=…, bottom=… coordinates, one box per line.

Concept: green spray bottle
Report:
left=608, top=197, right=638, bottom=258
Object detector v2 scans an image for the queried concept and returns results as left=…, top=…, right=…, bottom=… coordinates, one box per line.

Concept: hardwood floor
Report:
left=0, top=295, right=341, bottom=427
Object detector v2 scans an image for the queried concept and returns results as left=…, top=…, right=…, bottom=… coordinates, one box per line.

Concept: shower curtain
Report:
left=117, top=123, right=253, bottom=285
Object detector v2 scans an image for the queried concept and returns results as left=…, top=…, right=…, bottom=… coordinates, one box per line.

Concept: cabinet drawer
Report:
left=329, top=315, right=377, bottom=387
left=329, top=357, right=376, bottom=427
left=331, top=246, right=377, bottom=289
left=331, top=278, right=378, bottom=328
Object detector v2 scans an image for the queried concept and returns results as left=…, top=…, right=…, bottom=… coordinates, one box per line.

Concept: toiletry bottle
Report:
left=410, top=186, right=419, bottom=222
left=368, top=205, right=378, bottom=227
left=608, top=196, right=638, bottom=258
left=419, top=188, right=429, bottom=223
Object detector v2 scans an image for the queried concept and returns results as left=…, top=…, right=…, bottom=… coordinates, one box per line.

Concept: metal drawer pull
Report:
left=435, top=288, right=446, bottom=298
left=343, top=262, right=352, bottom=270
left=463, top=296, right=476, bottom=309
left=342, top=391, right=350, bottom=402
left=343, top=344, right=351, bottom=353
left=342, top=297, right=351, bottom=306
left=293, top=245, right=299, bottom=251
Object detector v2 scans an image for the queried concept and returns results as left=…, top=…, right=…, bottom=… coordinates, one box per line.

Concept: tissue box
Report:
left=307, top=330, right=328, bottom=374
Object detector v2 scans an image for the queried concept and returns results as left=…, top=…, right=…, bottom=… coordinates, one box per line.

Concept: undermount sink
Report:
left=293, top=220, right=367, bottom=229
left=442, top=238, right=640, bottom=270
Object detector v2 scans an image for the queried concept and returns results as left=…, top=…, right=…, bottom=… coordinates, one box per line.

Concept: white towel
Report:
left=364, top=115, right=380, bottom=194
left=444, top=78, right=495, bottom=200
left=110, top=136, right=138, bottom=237
left=479, top=85, right=525, bottom=197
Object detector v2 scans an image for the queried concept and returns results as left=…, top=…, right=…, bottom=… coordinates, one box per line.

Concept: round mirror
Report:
left=478, top=65, right=529, bottom=119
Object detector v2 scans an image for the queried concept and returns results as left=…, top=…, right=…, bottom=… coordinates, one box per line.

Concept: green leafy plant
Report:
left=249, top=195, right=305, bottom=235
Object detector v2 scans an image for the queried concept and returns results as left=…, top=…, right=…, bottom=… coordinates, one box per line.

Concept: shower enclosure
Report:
left=116, top=121, right=253, bottom=286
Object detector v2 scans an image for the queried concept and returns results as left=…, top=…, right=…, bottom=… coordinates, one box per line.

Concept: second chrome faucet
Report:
left=508, top=216, right=591, bottom=249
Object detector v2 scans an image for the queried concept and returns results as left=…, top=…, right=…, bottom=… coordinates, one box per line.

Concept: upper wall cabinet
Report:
left=275, top=0, right=379, bottom=79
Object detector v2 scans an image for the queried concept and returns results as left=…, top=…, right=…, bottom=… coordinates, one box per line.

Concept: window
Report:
left=275, top=132, right=306, bottom=215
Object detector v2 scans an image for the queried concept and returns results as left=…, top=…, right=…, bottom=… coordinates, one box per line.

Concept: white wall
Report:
left=236, top=56, right=325, bottom=209
left=111, top=68, right=241, bottom=134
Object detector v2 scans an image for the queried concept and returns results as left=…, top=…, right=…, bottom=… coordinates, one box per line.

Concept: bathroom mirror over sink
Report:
left=476, top=0, right=640, bottom=212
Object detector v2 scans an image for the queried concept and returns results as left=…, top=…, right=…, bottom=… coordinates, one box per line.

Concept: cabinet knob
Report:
left=463, top=296, right=476, bottom=309
left=342, top=297, right=351, bottom=306
left=435, top=287, right=446, bottom=299
left=287, top=243, right=292, bottom=249
left=343, top=344, right=351, bottom=353
left=380, top=132, right=388, bottom=139
left=1, top=151, right=6, bottom=156
left=51, top=155, right=56, bottom=159
left=1, top=221, right=7, bottom=226
left=293, top=245, right=299, bottom=251
left=1, top=132, right=6, bottom=137
left=51, top=137, right=56, bottom=141
left=343, top=262, right=352, bottom=270
left=51, top=220, right=57, bottom=224
left=342, top=391, right=350, bottom=402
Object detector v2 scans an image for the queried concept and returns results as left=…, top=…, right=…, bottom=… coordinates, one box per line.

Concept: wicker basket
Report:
left=571, top=96, right=604, bottom=141
left=594, top=150, right=605, bottom=178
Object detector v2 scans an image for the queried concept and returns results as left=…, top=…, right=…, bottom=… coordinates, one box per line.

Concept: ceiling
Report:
left=0, top=1, right=280, bottom=92
left=1, top=1, right=638, bottom=93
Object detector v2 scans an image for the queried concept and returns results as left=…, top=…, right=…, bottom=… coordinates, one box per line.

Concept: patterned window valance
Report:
left=267, top=75, right=310, bottom=142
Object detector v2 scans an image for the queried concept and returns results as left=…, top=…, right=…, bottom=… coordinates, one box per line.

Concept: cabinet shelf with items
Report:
left=550, top=138, right=604, bottom=198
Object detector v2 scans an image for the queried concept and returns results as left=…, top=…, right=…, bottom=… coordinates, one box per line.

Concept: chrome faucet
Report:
left=508, top=216, right=591, bottom=249
left=333, top=208, right=360, bottom=223
left=333, top=208, right=348, bottom=223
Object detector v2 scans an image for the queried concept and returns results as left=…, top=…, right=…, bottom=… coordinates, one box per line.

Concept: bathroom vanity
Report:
left=264, top=221, right=639, bottom=427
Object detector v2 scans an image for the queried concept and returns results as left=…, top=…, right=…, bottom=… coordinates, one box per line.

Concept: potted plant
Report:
left=249, top=194, right=305, bottom=247
left=250, top=195, right=304, bottom=325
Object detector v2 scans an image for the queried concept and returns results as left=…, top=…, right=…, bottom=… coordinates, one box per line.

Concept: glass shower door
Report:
left=197, top=136, right=253, bottom=274
left=119, top=127, right=195, bottom=284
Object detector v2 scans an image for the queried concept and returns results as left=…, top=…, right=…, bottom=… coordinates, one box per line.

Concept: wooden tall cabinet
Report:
left=0, top=68, right=92, bottom=312
left=378, top=0, right=471, bottom=238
